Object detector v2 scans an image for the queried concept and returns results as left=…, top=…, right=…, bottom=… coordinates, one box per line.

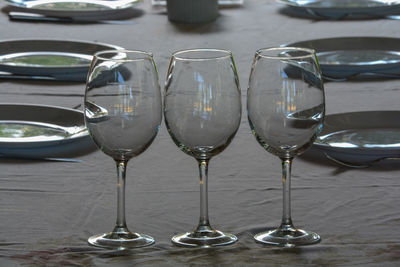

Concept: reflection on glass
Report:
left=247, top=47, right=325, bottom=247
left=164, top=48, right=241, bottom=247
left=84, top=50, right=162, bottom=250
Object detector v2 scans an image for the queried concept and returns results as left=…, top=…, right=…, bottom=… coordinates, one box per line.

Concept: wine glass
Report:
left=84, top=50, right=162, bottom=249
left=247, top=47, right=325, bottom=247
left=164, top=49, right=242, bottom=247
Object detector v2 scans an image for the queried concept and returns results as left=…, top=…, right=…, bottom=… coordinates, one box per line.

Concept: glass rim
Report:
left=93, top=49, right=154, bottom=61
left=255, top=47, right=316, bottom=60
left=172, top=48, right=233, bottom=61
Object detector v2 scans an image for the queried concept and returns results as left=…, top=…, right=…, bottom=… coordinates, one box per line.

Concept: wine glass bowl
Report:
left=247, top=47, right=325, bottom=247
left=164, top=49, right=241, bottom=247
left=84, top=50, right=162, bottom=249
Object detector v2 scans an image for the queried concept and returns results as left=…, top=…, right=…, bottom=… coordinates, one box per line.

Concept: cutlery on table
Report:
left=323, top=72, right=400, bottom=82
left=0, top=71, right=86, bottom=82
left=0, top=71, right=56, bottom=81
left=0, top=155, right=83, bottom=163
left=8, top=11, right=135, bottom=24
left=324, top=153, right=400, bottom=168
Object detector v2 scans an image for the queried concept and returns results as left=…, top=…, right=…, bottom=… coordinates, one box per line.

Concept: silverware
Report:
left=8, top=11, right=135, bottom=24
left=387, top=15, right=400, bottom=20
left=151, top=0, right=244, bottom=7
left=72, top=103, right=82, bottom=110
left=323, top=72, right=400, bottom=82
left=0, top=71, right=56, bottom=81
left=34, top=157, right=83, bottom=163
left=9, top=11, right=75, bottom=22
left=0, top=155, right=83, bottom=163
left=0, top=71, right=85, bottom=82
left=324, top=153, right=400, bottom=168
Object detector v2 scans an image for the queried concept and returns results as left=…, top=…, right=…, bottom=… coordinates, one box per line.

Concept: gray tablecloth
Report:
left=0, top=1, right=399, bottom=266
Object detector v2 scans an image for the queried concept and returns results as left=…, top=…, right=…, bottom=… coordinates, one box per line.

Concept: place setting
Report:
left=311, top=110, right=400, bottom=168
left=1, top=0, right=399, bottom=265
left=0, top=103, right=96, bottom=162
left=1, top=0, right=143, bottom=23
left=18, top=42, right=397, bottom=249
left=0, top=41, right=398, bottom=251
left=277, top=0, right=400, bottom=20
left=0, top=38, right=124, bottom=161
left=0, top=38, right=123, bottom=82
left=286, top=36, right=400, bottom=81
left=283, top=36, right=400, bottom=168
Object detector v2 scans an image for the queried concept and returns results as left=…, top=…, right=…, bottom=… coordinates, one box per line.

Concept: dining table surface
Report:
left=0, top=0, right=399, bottom=266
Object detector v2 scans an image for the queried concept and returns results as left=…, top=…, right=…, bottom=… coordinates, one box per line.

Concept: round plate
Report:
left=5, top=0, right=140, bottom=18
left=278, top=0, right=400, bottom=19
left=313, top=111, right=400, bottom=164
left=287, top=37, right=400, bottom=79
left=0, top=39, right=123, bottom=81
left=0, top=103, right=96, bottom=159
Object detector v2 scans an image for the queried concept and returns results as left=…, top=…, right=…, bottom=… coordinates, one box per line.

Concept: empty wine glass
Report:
left=247, top=47, right=325, bottom=247
left=84, top=50, right=162, bottom=249
left=164, top=49, right=242, bottom=247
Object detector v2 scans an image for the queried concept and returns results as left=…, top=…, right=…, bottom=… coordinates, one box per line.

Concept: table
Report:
left=0, top=0, right=399, bottom=266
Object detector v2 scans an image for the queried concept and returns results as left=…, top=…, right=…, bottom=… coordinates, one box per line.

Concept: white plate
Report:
left=278, top=0, right=400, bottom=19
left=0, top=103, right=96, bottom=158
left=0, top=39, right=123, bottom=81
left=313, top=111, right=400, bottom=164
left=287, top=37, right=400, bottom=79
left=4, top=0, right=139, bottom=18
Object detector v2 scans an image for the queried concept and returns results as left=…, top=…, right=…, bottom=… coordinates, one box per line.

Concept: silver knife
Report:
left=0, top=71, right=56, bottom=81
left=9, top=11, right=74, bottom=22
left=0, top=154, right=83, bottom=163
left=8, top=11, right=135, bottom=24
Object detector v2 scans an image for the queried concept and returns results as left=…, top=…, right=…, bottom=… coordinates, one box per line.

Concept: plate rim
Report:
left=277, top=0, right=400, bottom=10
left=284, top=36, right=400, bottom=72
left=285, top=36, right=400, bottom=51
left=314, top=110, right=400, bottom=152
left=0, top=102, right=89, bottom=146
left=0, top=38, right=123, bottom=69
left=4, top=0, right=140, bottom=16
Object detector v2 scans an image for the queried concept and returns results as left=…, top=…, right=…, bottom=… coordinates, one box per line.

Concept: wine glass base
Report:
left=88, top=231, right=154, bottom=250
left=172, top=229, right=237, bottom=248
left=254, top=228, right=320, bottom=248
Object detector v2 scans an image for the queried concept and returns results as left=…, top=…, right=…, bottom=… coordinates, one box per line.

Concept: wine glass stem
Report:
left=197, top=159, right=211, bottom=229
left=115, top=160, right=129, bottom=231
left=280, top=157, right=294, bottom=229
